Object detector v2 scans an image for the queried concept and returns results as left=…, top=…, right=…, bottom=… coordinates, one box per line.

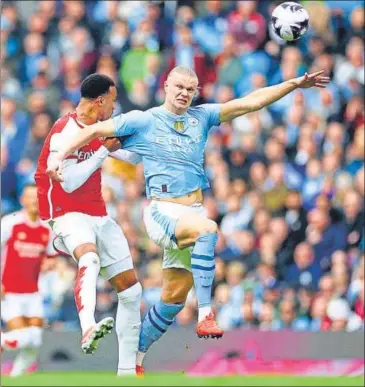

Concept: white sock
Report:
left=8, top=327, right=42, bottom=377
left=28, top=327, right=43, bottom=348
left=75, top=252, right=100, bottom=334
left=1, top=328, right=33, bottom=350
left=10, top=348, right=39, bottom=377
left=136, top=351, right=146, bottom=367
left=198, top=306, right=212, bottom=322
left=116, top=282, right=142, bottom=376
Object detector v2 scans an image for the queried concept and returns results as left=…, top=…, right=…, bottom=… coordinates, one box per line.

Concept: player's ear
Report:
left=164, top=80, right=168, bottom=93
left=98, top=96, right=105, bottom=106
left=193, top=87, right=200, bottom=100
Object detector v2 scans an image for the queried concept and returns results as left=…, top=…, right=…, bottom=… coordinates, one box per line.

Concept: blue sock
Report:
left=191, top=232, right=218, bottom=308
left=138, top=301, right=184, bottom=353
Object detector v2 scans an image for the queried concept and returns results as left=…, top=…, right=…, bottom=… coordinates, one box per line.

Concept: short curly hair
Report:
left=80, top=73, right=115, bottom=99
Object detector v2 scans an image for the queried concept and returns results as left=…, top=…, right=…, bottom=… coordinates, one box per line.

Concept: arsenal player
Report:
left=34, top=74, right=142, bottom=375
left=1, top=184, right=58, bottom=376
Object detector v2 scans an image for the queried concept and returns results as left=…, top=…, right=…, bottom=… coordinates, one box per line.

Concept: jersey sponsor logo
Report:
left=17, top=232, right=27, bottom=240
left=14, top=240, right=45, bottom=258
left=155, top=134, right=203, bottom=150
left=78, top=150, right=96, bottom=161
left=188, top=117, right=198, bottom=127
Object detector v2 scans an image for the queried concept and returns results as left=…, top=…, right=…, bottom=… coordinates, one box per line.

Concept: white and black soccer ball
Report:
left=271, top=2, right=309, bottom=41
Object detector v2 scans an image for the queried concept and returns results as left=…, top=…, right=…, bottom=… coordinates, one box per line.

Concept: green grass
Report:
left=1, top=372, right=364, bottom=387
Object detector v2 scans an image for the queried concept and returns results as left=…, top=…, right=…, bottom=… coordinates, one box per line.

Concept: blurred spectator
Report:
left=284, top=242, right=323, bottom=291
left=327, top=298, right=363, bottom=332
left=343, top=190, right=364, bottom=250
left=306, top=208, right=347, bottom=269
left=158, top=25, right=216, bottom=99
left=2, top=0, right=364, bottom=333
left=227, top=1, right=266, bottom=54
left=192, top=0, right=228, bottom=56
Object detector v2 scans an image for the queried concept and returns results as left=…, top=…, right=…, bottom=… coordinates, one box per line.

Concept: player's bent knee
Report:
left=73, top=243, right=98, bottom=260
left=200, top=220, right=218, bottom=235
left=6, top=317, right=29, bottom=331
left=109, top=268, right=138, bottom=293
left=117, top=282, right=142, bottom=304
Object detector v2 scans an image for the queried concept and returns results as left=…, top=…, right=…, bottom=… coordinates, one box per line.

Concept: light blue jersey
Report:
left=112, top=104, right=221, bottom=199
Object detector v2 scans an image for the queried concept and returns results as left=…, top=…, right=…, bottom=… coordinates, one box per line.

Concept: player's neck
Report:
left=162, top=102, right=186, bottom=117
left=76, top=102, right=99, bottom=126
left=25, top=212, right=38, bottom=223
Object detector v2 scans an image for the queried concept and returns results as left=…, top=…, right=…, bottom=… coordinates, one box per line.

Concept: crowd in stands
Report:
left=1, top=0, right=364, bottom=332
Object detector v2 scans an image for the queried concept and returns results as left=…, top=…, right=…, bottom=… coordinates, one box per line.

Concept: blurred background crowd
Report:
left=1, top=0, right=364, bottom=333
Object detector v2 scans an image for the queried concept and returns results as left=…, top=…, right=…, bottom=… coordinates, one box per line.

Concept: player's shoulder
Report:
left=1, top=211, right=25, bottom=227
left=187, top=104, right=221, bottom=117
left=51, top=112, right=80, bottom=135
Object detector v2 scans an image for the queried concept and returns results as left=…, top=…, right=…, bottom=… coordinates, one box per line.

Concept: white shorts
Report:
left=1, top=292, right=44, bottom=322
left=143, top=201, right=206, bottom=272
left=50, top=212, right=133, bottom=280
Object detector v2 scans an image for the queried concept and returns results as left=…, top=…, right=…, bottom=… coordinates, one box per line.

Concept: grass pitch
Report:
left=1, top=372, right=364, bottom=386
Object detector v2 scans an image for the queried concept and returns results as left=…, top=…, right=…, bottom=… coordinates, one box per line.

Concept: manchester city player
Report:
left=47, top=66, right=329, bottom=374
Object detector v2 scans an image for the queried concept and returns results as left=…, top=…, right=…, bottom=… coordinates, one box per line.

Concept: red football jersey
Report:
left=34, top=112, right=107, bottom=220
left=1, top=212, right=57, bottom=293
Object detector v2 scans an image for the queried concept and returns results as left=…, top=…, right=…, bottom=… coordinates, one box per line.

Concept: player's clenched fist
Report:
left=103, top=137, right=121, bottom=152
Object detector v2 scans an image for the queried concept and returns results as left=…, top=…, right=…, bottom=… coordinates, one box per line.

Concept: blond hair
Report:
left=167, top=65, right=198, bottom=80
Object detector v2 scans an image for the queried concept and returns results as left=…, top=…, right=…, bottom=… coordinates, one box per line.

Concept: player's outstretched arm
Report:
left=46, top=119, right=116, bottom=180
left=220, top=70, right=330, bottom=122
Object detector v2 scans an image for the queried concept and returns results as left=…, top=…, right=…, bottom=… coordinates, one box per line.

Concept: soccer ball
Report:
left=271, top=2, right=309, bottom=41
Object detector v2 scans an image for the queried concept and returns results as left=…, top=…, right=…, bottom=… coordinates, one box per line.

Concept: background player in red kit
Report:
left=1, top=184, right=58, bottom=377
left=34, top=74, right=142, bottom=376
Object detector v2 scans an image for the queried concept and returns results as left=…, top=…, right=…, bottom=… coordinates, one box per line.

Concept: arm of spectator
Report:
left=220, top=71, right=330, bottom=122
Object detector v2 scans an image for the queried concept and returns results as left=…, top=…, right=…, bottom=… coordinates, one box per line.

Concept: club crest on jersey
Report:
left=42, top=234, right=48, bottom=242
left=174, top=121, right=185, bottom=133
left=188, top=117, right=198, bottom=127
left=18, top=232, right=27, bottom=240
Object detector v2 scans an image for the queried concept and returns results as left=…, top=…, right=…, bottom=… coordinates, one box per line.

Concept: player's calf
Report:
left=176, top=215, right=223, bottom=337
left=137, top=300, right=184, bottom=367
left=115, top=282, right=142, bottom=376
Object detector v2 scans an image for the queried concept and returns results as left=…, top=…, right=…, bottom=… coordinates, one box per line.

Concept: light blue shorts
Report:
left=143, top=201, right=206, bottom=272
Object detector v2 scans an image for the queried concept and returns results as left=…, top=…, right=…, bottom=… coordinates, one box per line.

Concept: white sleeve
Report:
left=60, top=146, right=110, bottom=193
left=47, top=132, right=79, bottom=169
left=1, top=215, right=15, bottom=250
left=109, top=149, right=142, bottom=165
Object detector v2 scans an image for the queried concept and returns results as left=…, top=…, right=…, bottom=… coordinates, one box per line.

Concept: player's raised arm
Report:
left=220, top=70, right=330, bottom=122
